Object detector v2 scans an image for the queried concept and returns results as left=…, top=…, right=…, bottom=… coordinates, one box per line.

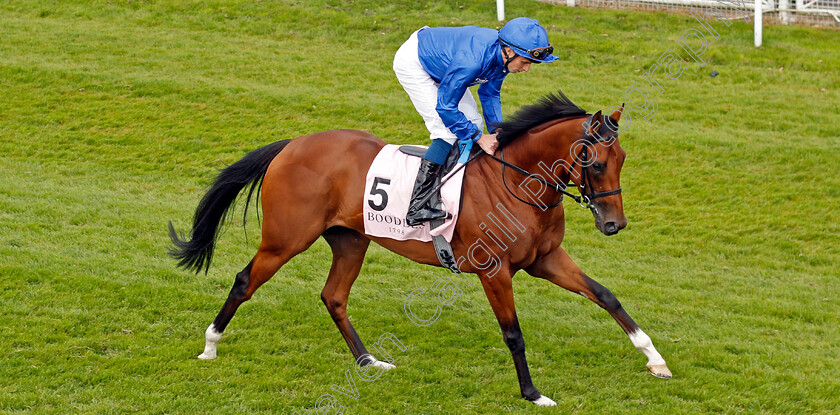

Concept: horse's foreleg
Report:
left=525, top=248, right=671, bottom=378
left=478, top=271, right=556, bottom=406
left=321, top=228, right=392, bottom=369
left=199, top=243, right=307, bottom=360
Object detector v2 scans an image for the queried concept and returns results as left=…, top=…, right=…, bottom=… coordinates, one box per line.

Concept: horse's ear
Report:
left=585, top=110, right=602, bottom=136
left=610, top=105, right=624, bottom=123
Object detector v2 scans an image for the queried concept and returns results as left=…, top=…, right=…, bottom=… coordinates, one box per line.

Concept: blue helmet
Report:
left=498, top=17, right=558, bottom=63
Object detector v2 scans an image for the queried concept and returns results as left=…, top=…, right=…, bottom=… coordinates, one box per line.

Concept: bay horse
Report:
left=169, top=92, right=671, bottom=407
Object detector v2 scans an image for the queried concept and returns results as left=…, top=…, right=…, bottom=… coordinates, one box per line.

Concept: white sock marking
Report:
left=198, top=324, right=222, bottom=360
left=628, top=329, right=666, bottom=366
left=533, top=395, right=557, bottom=406
left=369, top=358, right=396, bottom=370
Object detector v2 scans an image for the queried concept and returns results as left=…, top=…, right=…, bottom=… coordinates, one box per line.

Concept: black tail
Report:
left=168, top=139, right=292, bottom=274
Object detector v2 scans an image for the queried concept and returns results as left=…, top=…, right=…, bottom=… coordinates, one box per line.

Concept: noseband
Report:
left=490, top=139, right=622, bottom=210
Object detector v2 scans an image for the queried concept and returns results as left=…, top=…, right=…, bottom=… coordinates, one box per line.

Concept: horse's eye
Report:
left=593, top=162, right=604, bottom=171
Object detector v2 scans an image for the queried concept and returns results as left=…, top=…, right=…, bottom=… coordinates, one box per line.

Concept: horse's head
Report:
left=574, top=108, right=627, bottom=236
left=494, top=92, right=629, bottom=236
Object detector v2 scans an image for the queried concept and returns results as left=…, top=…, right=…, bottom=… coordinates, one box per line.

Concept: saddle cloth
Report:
left=362, top=144, right=465, bottom=242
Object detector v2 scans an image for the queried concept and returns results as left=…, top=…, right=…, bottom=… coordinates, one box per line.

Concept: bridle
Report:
left=489, top=135, right=622, bottom=210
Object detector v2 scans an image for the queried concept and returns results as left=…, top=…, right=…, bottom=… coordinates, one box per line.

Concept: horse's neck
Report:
left=502, top=120, right=583, bottom=185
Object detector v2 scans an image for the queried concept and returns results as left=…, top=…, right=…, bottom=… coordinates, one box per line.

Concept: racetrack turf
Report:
left=0, top=0, right=837, bottom=413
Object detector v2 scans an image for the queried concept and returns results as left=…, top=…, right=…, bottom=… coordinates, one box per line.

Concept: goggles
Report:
left=501, top=40, right=554, bottom=61
left=527, top=45, right=554, bottom=60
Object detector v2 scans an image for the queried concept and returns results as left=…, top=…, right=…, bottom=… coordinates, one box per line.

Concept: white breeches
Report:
left=393, top=28, right=483, bottom=145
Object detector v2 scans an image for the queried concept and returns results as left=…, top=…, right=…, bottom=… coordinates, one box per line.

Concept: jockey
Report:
left=393, top=17, right=559, bottom=226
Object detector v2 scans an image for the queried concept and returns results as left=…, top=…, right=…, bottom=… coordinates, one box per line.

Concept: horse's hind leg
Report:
left=525, top=247, right=672, bottom=378
left=320, top=227, right=393, bottom=369
left=198, top=239, right=316, bottom=360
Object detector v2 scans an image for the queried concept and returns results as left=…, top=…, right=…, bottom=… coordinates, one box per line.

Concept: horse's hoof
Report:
left=371, top=360, right=396, bottom=370
left=532, top=395, right=557, bottom=406
left=197, top=352, right=217, bottom=360
left=647, top=364, right=672, bottom=379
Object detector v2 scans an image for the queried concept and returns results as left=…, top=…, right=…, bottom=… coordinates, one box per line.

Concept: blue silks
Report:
left=416, top=26, right=506, bottom=142
left=423, top=139, right=454, bottom=165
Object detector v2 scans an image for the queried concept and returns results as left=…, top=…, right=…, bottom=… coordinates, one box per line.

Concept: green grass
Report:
left=0, top=0, right=838, bottom=413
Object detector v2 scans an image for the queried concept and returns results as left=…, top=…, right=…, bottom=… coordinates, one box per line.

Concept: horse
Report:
left=168, top=91, right=671, bottom=407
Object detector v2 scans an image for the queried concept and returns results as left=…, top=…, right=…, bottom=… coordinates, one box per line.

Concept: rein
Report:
left=489, top=144, right=622, bottom=210
left=418, top=135, right=622, bottom=212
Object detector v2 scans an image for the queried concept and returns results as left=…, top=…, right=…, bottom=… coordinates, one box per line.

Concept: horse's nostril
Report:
left=604, top=221, right=618, bottom=234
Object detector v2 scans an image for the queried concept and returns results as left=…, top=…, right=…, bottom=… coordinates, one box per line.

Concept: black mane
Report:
left=495, top=90, right=588, bottom=148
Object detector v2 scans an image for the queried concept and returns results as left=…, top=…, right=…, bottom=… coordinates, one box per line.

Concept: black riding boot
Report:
left=406, top=159, right=447, bottom=226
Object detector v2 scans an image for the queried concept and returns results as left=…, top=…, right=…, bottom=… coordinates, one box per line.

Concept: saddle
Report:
left=397, top=144, right=473, bottom=273
left=362, top=143, right=471, bottom=272
left=397, top=143, right=465, bottom=177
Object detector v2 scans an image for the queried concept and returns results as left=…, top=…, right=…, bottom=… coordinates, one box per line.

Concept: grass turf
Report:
left=0, top=0, right=838, bottom=413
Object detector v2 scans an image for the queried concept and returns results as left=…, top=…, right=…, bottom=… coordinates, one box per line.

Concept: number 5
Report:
left=368, top=177, right=390, bottom=211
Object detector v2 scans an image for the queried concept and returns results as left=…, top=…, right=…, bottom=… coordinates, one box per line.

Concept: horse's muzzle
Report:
left=591, top=203, right=627, bottom=236
left=602, top=217, right=628, bottom=236
left=594, top=213, right=627, bottom=236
